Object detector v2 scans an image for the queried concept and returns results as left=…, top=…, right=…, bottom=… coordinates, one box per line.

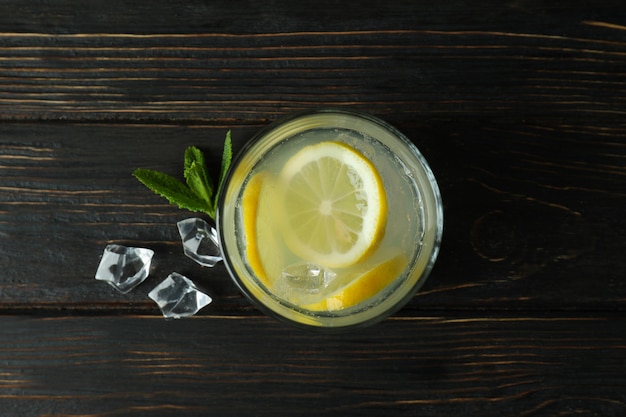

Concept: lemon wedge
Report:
left=303, top=251, right=408, bottom=312
left=278, top=141, right=387, bottom=268
left=241, top=171, right=283, bottom=287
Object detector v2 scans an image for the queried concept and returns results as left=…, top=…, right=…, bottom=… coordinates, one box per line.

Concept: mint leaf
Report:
left=133, top=168, right=210, bottom=214
left=184, top=146, right=214, bottom=205
left=213, top=130, right=233, bottom=213
left=133, top=131, right=233, bottom=221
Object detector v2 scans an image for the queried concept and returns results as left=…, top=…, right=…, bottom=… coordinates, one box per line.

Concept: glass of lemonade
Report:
left=217, top=109, right=443, bottom=329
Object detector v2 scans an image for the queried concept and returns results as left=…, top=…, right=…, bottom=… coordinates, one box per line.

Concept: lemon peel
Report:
left=303, top=251, right=408, bottom=312
left=241, top=171, right=284, bottom=288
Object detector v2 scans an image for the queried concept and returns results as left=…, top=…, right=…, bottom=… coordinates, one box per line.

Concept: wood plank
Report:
left=1, top=122, right=623, bottom=312
left=0, top=314, right=624, bottom=416
left=0, top=1, right=623, bottom=122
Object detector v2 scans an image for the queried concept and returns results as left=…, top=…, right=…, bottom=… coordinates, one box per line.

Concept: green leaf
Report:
left=183, top=146, right=214, bottom=204
left=133, top=130, right=233, bottom=221
left=133, top=168, right=211, bottom=214
left=213, top=130, right=233, bottom=213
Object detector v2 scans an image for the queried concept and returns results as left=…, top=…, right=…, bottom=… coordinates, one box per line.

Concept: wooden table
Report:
left=1, top=1, right=625, bottom=416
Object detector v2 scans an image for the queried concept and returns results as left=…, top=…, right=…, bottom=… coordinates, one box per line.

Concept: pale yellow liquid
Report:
left=234, top=128, right=425, bottom=314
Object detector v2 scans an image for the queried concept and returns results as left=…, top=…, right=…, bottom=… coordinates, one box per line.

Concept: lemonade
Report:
left=218, top=110, right=442, bottom=329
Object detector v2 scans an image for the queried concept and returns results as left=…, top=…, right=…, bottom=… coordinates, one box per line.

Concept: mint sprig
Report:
left=133, top=131, right=233, bottom=221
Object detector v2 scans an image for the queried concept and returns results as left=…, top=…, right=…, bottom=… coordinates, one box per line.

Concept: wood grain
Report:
left=0, top=1, right=624, bottom=416
left=1, top=315, right=624, bottom=417
left=0, top=1, right=624, bottom=123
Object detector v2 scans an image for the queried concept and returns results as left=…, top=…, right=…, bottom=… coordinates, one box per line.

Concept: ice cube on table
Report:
left=95, top=244, right=154, bottom=293
left=177, top=217, right=222, bottom=267
left=148, top=272, right=212, bottom=318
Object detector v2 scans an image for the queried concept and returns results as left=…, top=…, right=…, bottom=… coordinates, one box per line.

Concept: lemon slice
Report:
left=279, top=141, right=387, bottom=268
left=303, top=251, right=408, bottom=312
left=241, top=171, right=283, bottom=287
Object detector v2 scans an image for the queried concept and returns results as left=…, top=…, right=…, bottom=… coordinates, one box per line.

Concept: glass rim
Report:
left=217, top=108, right=443, bottom=330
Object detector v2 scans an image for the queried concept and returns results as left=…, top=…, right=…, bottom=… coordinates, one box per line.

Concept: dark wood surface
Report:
left=1, top=1, right=625, bottom=416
